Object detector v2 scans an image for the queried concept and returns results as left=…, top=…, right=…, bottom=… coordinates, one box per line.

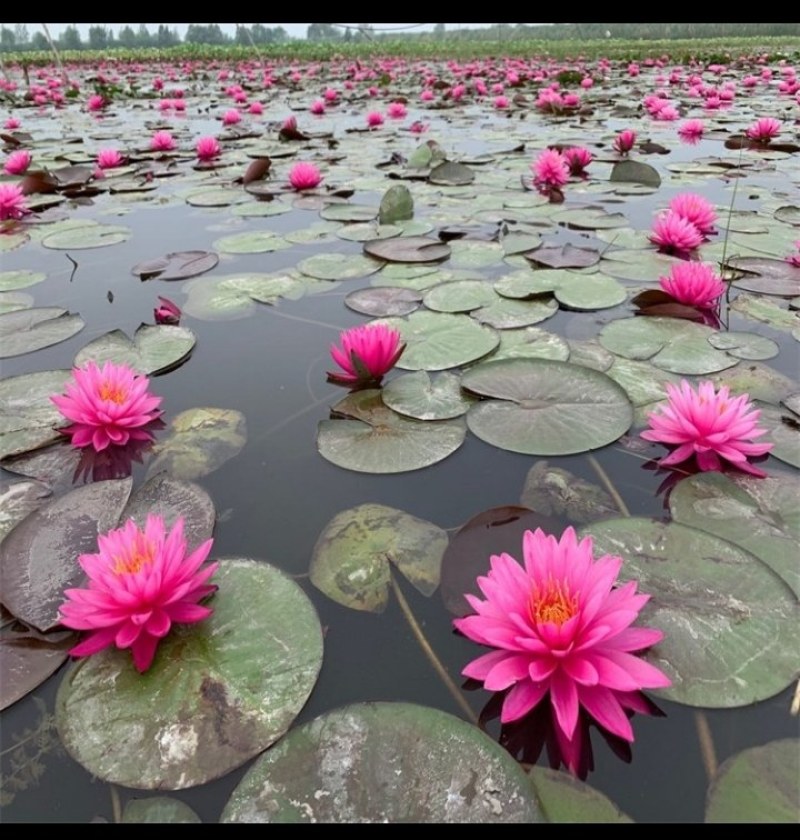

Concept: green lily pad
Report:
left=320, top=203, right=379, bottom=222
left=41, top=222, right=131, bottom=250
left=310, top=503, right=446, bottom=613
left=0, top=308, right=85, bottom=359
left=185, top=188, right=248, bottom=207
left=232, top=201, right=291, bottom=218
left=553, top=272, right=627, bottom=310
left=381, top=371, right=474, bottom=420
left=709, top=362, right=797, bottom=406
left=298, top=252, right=383, bottom=281
left=0, top=270, right=46, bottom=291
left=122, top=797, right=201, bottom=824
left=580, top=518, right=800, bottom=708
left=490, top=326, right=570, bottom=362
left=379, top=184, right=414, bottom=224
left=0, top=477, right=133, bottom=632
left=74, top=325, right=196, bottom=375
left=146, top=407, right=247, bottom=480
left=376, top=311, right=499, bottom=371
left=424, top=280, right=497, bottom=313
left=727, top=257, right=800, bottom=296
left=552, top=206, right=630, bottom=230
left=221, top=702, right=543, bottom=823
left=1, top=621, right=73, bottom=711
left=344, top=287, right=422, bottom=317
left=317, top=389, right=466, bottom=474
left=705, top=740, right=800, bottom=823
left=606, top=358, right=682, bottom=407
left=502, top=231, right=542, bottom=256
left=429, top=160, right=476, bottom=186
left=567, top=340, right=615, bottom=372
left=364, top=236, right=451, bottom=264
left=463, top=359, right=632, bottom=456
left=0, top=369, right=71, bottom=460
left=448, top=240, right=506, bottom=269
left=0, top=291, right=34, bottom=314
left=131, top=251, right=219, bottom=282
left=774, top=206, right=800, bottom=226
left=212, top=231, right=292, bottom=254
left=526, top=244, right=600, bottom=270
left=600, top=249, right=680, bottom=282
left=56, top=558, right=324, bottom=790
left=520, top=461, right=618, bottom=525
left=599, top=317, right=739, bottom=375
left=755, top=402, right=800, bottom=468
left=706, top=331, right=779, bottom=361
left=609, top=159, right=661, bottom=187
left=530, top=767, right=633, bottom=823
left=336, top=222, right=403, bottom=242
left=494, top=269, right=572, bottom=298
left=472, top=296, right=559, bottom=329
left=0, top=232, right=29, bottom=252
left=669, top=471, right=800, bottom=597
left=0, top=478, right=51, bottom=546
left=730, top=293, right=800, bottom=333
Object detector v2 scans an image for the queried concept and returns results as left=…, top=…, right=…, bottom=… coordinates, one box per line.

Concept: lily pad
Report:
left=429, top=160, right=476, bottom=185
left=580, top=518, right=800, bottom=708
left=705, top=740, right=800, bottom=823
left=122, top=797, right=202, bottom=824
left=553, top=272, right=627, bottom=311
left=520, top=461, right=619, bottom=525
left=0, top=308, right=85, bottom=359
left=530, top=767, right=633, bottom=823
left=212, top=231, right=292, bottom=255
left=298, top=252, right=383, bottom=281
left=336, top=222, right=403, bottom=242
left=774, top=206, right=800, bottom=227
left=472, top=296, right=559, bottom=329
left=448, top=240, right=506, bottom=270
left=74, top=325, right=196, bottom=375
left=502, top=231, right=542, bottom=256
left=601, top=249, right=680, bottom=283
left=317, top=389, right=466, bottom=474
left=320, top=203, right=379, bottom=222
left=0, top=477, right=133, bottom=632
left=377, top=311, right=499, bottom=371
left=364, top=236, right=451, bottom=264
left=221, top=702, right=543, bottom=823
left=730, top=294, right=800, bottom=334
left=132, top=251, right=219, bottom=282
left=755, top=402, right=800, bottom=469
left=0, top=291, right=34, bottom=315
left=310, top=503, right=446, bottom=612
left=344, top=287, right=421, bottom=317
left=0, top=478, right=51, bottom=545
left=552, top=206, right=630, bottom=231
left=462, top=359, right=633, bottom=456
left=525, top=244, right=600, bottom=269
left=0, top=369, right=71, bottom=460
left=490, top=326, right=570, bottom=362
left=146, top=408, right=247, bottom=480
left=606, top=358, right=682, bottom=407
left=706, top=331, right=779, bottom=361
left=609, top=159, right=661, bottom=187
left=669, top=471, right=800, bottom=597
left=381, top=371, right=474, bottom=420
left=0, top=270, right=46, bottom=291
left=185, top=188, right=247, bottom=207
left=379, top=184, right=414, bottom=224
left=56, top=558, right=324, bottom=790
left=424, top=280, right=497, bottom=313
left=727, top=257, right=800, bottom=296
left=41, top=222, right=131, bottom=250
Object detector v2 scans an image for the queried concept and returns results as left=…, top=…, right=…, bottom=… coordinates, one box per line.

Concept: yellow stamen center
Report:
left=113, top=539, right=155, bottom=575
left=99, top=381, right=127, bottom=404
left=530, top=578, right=579, bottom=627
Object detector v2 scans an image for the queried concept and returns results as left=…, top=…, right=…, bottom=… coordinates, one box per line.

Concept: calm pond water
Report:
left=1, top=69, right=799, bottom=822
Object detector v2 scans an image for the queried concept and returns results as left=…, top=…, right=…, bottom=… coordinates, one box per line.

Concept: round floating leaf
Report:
left=599, top=317, right=739, bottom=375
left=727, top=257, right=800, bottom=296
left=285, top=220, right=341, bottom=245
left=56, top=558, right=324, bottom=790
left=232, top=201, right=291, bottom=218
left=213, top=231, right=291, bottom=255
left=606, top=358, right=682, bottom=407
left=298, top=252, right=383, bottom=281
left=609, top=159, right=662, bottom=187
left=429, top=160, right=476, bottom=185
left=526, top=244, right=600, bottom=270
left=774, top=206, right=800, bottom=226
left=344, top=287, right=421, bottom=317
left=490, top=326, right=571, bottom=362
left=377, top=311, right=499, bottom=371
left=0, top=232, right=29, bottom=252
left=221, top=702, right=543, bottom=823
left=320, top=203, right=378, bottom=222
left=552, top=206, right=629, bottom=231
left=0, top=369, right=71, bottom=460
left=0, top=270, right=46, bottom=291
left=580, top=518, right=800, bottom=708
left=502, top=231, right=542, bottom=256
left=0, top=478, right=51, bottom=545
left=601, top=249, right=680, bottom=282
left=0, top=291, right=34, bottom=314
left=364, top=236, right=450, bottom=264
left=756, top=402, right=800, bottom=469
left=706, top=331, right=779, bottom=361
left=382, top=371, right=474, bottom=420
left=472, top=296, right=559, bottom=329
left=185, top=188, right=247, bottom=207
left=336, top=222, right=402, bottom=242
left=0, top=308, right=85, bottom=359
left=448, top=240, right=506, bottom=269
left=530, top=767, right=633, bottom=823
left=494, top=269, right=571, bottom=298
left=520, top=461, right=619, bottom=525
left=122, top=797, right=201, bottom=824
left=74, top=325, right=196, bottom=375
left=378, top=184, right=414, bottom=224
left=41, top=222, right=131, bottom=250
left=146, top=408, right=247, bottom=481
left=463, top=359, right=633, bottom=456
left=424, top=280, right=497, bottom=313
left=310, top=503, right=446, bottom=613
left=669, top=471, right=800, bottom=597
left=131, top=251, right=219, bottom=282
left=554, top=273, right=627, bottom=311
left=705, top=740, right=799, bottom=823
left=0, top=477, right=133, bottom=632
left=318, top=389, right=466, bottom=474
left=730, top=293, right=800, bottom=334
left=710, top=362, right=797, bottom=406
left=567, top=340, right=615, bottom=372
left=1, top=621, right=73, bottom=711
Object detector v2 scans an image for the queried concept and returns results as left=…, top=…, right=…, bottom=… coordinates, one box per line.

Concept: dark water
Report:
left=1, top=119, right=799, bottom=823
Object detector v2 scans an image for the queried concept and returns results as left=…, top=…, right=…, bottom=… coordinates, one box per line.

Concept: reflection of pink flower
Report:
left=51, top=361, right=163, bottom=452
left=288, top=161, right=323, bottom=191
left=0, top=182, right=29, bottom=222
left=454, top=527, right=671, bottom=748
left=668, top=193, right=717, bottom=235
left=746, top=117, right=781, bottom=142
left=150, top=130, right=177, bottom=151
left=387, top=102, right=407, bottom=119
left=562, top=146, right=592, bottom=175
left=59, top=515, right=218, bottom=673
left=196, top=135, right=221, bottom=161
left=327, top=323, right=405, bottom=387
left=658, top=262, right=725, bottom=308
left=642, top=380, right=773, bottom=477
left=3, top=149, right=31, bottom=175
left=366, top=111, right=384, bottom=127
left=532, top=149, right=570, bottom=191
left=613, top=128, right=636, bottom=154
left=649, top=212, right=703, bottom=255
left=678, top=118, right=705, bottom=143
left=97, top=148, right=124, bottom=169
left=154, top=296, right=181, bottom=325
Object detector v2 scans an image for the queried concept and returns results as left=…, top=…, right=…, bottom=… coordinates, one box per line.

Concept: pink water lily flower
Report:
left=387, top=102, right=407, bottom=119
left=658, top=262, right=726, bottom=308
left=310, top=99, right=326, bottom=115
left=288, top=161, right=323, bottom=191
left=50, top=361, right=163, bottom=452
left=59, top=515, right=218, bottom=673
left=649, top=211, right=703, bottom=255
left=4, top=116, right=21, bottom=129
left=327, top=323, right=406, bottom=387
left=746, top=117, right=781, bottom=143
left=154, top=296, right=181, bottom=325
left=454, top=527, right=671, bottom=750
left=366, top=111, right=384, bottom=127
left=562, top=146, right=593, bottom=175
left=642, top=380, right=773, bottom=477
left=494, top=95, right=510, bottom=109
left=613, top=128, right=637, bottom=154
left=0, top=182, right=29, bottom=222
left=96, top=148, right=124, bottom=169
left=222, top=109, right=241, bottom=125
left=678, top=118, right=705, bottom=143
left=532, top=148, right=570, bottom=193
left=196, top=135, right=221, bottom=161
left=3, top=149, right=31, bottom=175
left=668, top=193, right=717, bottom=236
left=150, top=130, right=177, bottom=152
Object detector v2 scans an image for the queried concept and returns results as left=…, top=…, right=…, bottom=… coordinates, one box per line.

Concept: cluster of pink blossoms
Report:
left=649, top=193, right=717, bottom=255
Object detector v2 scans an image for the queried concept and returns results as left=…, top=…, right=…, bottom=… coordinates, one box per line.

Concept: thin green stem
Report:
left=587, top=454, right=630, bottom=517
left=694, top=711, right=718, bottom=781
left=110, top=784, right=123, bottom=823
left=390, top=575, right=477, bottom=725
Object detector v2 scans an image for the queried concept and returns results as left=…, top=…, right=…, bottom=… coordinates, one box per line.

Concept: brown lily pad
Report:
left=363, top=236, right=451, bottom=264
left=525, top=244, right=601, bottom=269
left=132, top=251, right=220, bottom=282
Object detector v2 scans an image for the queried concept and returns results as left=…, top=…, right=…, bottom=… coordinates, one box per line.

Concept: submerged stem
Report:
left=390, top=575, right=477, bottom=725
left=110, top=784, right=122, bottom=823
left=693, top=711, right=718, bottom=781
left=588, top=454, right=630, bottom=517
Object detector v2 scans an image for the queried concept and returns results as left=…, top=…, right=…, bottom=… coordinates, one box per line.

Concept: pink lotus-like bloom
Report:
left=222, top=109, right=241, bottom=125
left=282, top=115, right=298, bottom=132
left=454, top=527, right=671, bottom=749
left=532, top=149, right=570, bottom=191
left=494, top=95, right=510, bottom=109
left=668, top=192, right=717, bottom=235
left=678, top=118, right=705, bottom=143
left=613, top=128, right=637, bottom=154
left=50, top=361, right=163, bottom=452
left=658, top=262, right=726, bottom=308
left=97, top=148, right=124, bottom=169
left=649, top=211, right=703, bottom=255
left=409, top=121, right=429, bottom=134
left=196, top=135, right=221, bottom=161
left=288, top=161, right=323, bottom=191
left=323, top=87, right=338, bottom=102
left=154, top=296, right=181, bottom=325
left=562, top=146, right=593, bottom=175
left=387, top=102, right=407, bottom=119
left=4, top=117, right=21, bottom=129
left=0, top=182, right=29, bottom=222
left=327, top=323, right=406, bottom=387
left=746, top=117, right=781, bottom=143
left=366, top=111, right=384, bottom=127
left=3, top=149, right=31, bottom=175
left=87, top=94, right=106, bottom=112
left=310, top=99, right=326, bottom=115
left=249, top=101, right=263, bottom=115
left=642, top=380, right=773, bottom=477
left=150, top=130, right=177, bottom=152
left=59, top=515, right=218, bottom=673
left=420, top=89, right=435, bottom=102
